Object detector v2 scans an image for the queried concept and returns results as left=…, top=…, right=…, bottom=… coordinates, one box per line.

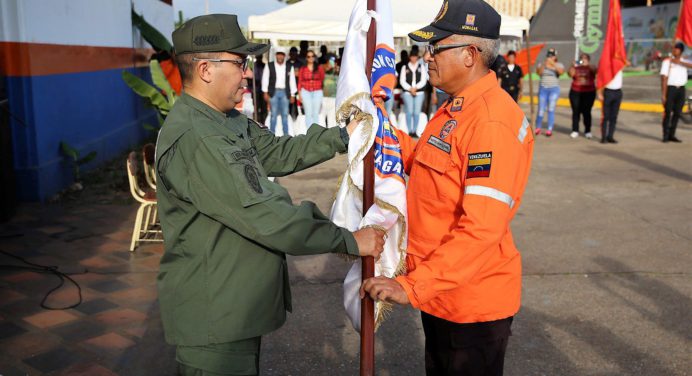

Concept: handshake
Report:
left=352, top=227, right=386, bottom=259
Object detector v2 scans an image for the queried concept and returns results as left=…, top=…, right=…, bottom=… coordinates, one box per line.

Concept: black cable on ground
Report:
left=0, top=249, right=85, bottom=310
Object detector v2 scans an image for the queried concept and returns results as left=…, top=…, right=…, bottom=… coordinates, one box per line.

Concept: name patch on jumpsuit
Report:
left=467, top=152, right=492, bottom=178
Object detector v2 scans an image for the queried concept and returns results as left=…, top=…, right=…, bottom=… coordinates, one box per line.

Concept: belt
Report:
left=667, top=85, right=685, bottom=89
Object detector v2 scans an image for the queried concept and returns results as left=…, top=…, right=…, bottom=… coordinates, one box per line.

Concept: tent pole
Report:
left=524, top=30, right=535, bottom=130
left=360, top=0, right=377, bottom=375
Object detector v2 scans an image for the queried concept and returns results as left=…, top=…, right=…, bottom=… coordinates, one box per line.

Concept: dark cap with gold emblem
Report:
left=173, top=14, right=269, bottom=55
left=409, top=0, right=501, bottom=43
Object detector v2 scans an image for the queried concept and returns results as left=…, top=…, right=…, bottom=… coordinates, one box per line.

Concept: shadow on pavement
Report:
left=584, top=146, right=692, bottom=183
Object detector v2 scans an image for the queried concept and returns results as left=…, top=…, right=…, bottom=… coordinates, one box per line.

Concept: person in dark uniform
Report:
left=660, top=42, right=691, bottom=143
left=500, top=50, right=523, bottom=102
left=156, top=14, right=385, bottom=375
left=253, top=54, right=268, bottom=124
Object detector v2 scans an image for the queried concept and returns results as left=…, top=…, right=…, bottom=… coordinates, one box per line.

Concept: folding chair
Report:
left=127, top=151, right=162, bottom=251
left=142, top=143, right=157, bottom=190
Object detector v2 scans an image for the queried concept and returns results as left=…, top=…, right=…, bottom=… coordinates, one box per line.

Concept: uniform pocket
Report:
left=219, top=146, right=276, bottom=208
left=411, top=142, right=453, bottom=199
left=415, top=140, right=452, bottom=174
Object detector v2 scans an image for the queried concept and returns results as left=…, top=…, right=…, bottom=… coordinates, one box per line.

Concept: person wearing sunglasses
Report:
left=297, top=50, right=326, bottom=128
left=156, top=14, right=385, bottom=375
left=360, top=1, right=534, bottom=374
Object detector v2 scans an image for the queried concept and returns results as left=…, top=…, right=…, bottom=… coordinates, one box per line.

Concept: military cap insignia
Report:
left=434, top=1, right=449, bottom=22
left=467, top=152, right=492, bottom=178
left=244, top=165, right=263, bottom=193
left=450, top=97, right=464, bottom=112
left=440, top=120, right=457, bottom=139
left=466, top=14, right=476, bottom=26
left=193, top=35, right=220, bottom=46
left=461, top=14, right=479, bottom=32
left=411, top=30, right=435, bottom=40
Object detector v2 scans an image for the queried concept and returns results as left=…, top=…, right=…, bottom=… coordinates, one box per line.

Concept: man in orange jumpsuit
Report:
left=361, top=0, right=534, bottom=374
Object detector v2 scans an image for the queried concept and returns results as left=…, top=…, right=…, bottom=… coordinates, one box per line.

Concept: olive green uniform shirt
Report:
left=155, top=93, right=359, bottom=346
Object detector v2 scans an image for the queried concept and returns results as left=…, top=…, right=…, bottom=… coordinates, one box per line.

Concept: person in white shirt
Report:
left=399, top=50, right=428, bottom=136
left=660, top=42, right=691, bottom=143
left=262, top=49, right=297, bottom=135
left=597, top=69, right=623, bottom=143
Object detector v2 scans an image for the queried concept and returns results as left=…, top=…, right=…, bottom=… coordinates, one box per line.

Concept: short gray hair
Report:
left=465, top=36, right=500, bottom=68
left=447, top=35, right=500, bottom=68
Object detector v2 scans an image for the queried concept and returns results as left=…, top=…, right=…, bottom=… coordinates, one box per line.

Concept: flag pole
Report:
left=360, top=0, right=377, bottom=375
left=525, top=30, right=536, bottom=129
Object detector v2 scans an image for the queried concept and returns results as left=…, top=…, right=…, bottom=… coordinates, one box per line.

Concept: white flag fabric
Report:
left=331, top=0, right=407, bottom=332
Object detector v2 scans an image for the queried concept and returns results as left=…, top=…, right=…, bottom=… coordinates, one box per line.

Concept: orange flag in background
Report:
left=675, top=0, right=692, bottom=46
left=596, top=0, right=627, bottom=89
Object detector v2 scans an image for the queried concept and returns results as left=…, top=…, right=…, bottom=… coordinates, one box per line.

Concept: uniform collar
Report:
left=180, top=92, right=229, bottom=125
left=443, top=70, right=498, bottom=115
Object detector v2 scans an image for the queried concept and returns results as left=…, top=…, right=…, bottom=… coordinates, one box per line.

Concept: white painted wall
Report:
left=0, top=0, right=173, bottom=48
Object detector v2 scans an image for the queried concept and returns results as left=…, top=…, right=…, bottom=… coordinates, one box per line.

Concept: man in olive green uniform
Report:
left=156, top=14, right=385, bottom=375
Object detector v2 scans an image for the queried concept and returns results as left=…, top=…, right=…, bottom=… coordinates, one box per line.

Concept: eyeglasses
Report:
left=192, top=57, right=249, bottom=71
left=425, top=43, right=483, bottom=57
left=307, top=55, right=315, bottom=59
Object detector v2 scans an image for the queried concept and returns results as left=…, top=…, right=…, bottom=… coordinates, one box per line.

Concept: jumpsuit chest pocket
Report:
left=219, top=146, right=275, bottom=208
left=411, top=142, right=455, bottom=199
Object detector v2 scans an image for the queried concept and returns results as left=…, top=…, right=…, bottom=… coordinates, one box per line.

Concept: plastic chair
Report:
left=127, top=151, right=162, bottom=251
left=142, top=143, right=157, bottom=190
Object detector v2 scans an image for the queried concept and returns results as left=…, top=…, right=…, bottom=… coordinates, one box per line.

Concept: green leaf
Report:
left=60, top=141, right=79, bottom=161
left=131, top=8, right=173, bottom=53
left=77, top=151, right=97, bottom=165
left=150, top=60, right=174, bottom=96
left=122, top=70, right=170, bottom=114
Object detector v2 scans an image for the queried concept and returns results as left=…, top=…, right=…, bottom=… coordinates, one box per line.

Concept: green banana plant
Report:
left=125, top=9, right=177, bottom=131
left=122, top=60, right=177, bottom=127
left=60, top=141, right=97, bottom=184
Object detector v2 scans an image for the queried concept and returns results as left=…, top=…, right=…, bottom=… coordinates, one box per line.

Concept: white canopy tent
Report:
left=248, top=0, right=530, bottom=41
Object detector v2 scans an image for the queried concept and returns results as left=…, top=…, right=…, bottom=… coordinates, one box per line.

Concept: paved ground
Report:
left=0, top=102, right=690, bottom=375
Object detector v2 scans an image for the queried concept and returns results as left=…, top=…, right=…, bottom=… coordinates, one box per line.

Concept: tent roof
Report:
left=248, top=0, right=530, bottom=41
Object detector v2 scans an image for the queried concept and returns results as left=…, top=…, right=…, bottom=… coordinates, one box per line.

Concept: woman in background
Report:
left=399, top=50, right=428, bottom=137
left=567, top=53, right=597, bottom=139
left=535, top=48, right=565, bottom=137
left=297, top=50, right=326, bottom=127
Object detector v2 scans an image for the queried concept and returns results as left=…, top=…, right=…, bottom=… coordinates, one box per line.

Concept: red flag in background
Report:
left=512, top=43, right=545, bottom=77
left=675, top=0, right=692, bottom=46
left=597, top=0, right=627, bottom=89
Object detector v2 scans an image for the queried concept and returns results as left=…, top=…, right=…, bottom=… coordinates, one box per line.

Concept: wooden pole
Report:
left=360, top=0, right=376, bottom=375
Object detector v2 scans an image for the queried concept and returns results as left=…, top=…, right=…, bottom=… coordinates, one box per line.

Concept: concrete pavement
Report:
left=264, top=104, right=692, bottom=375
left=0, top=99, right=689, bottom=375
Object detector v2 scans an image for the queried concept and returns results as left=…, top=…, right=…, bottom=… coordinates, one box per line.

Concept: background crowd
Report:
left=245, top=40, right=690, bottom=144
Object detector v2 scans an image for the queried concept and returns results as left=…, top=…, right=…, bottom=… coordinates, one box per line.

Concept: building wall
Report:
left=0, top=0, right=174, bottom=201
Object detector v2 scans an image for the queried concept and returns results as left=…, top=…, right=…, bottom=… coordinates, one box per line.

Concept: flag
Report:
left=676, top=0, right=692, bottom=46
left=596, top=0, right=627, bottom=89
left=513, top=43, right=545, bottom=78
left=330, top=0, right=407, bottom=332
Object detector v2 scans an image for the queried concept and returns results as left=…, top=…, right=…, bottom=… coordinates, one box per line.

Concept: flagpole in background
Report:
left=360, top=0, right=377, bottom=374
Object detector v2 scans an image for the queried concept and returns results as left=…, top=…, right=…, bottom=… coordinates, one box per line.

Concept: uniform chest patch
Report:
left=427, top=135, right=451, bottom=153
left=467, top=152, right=492, bottom=178
left=450, top=97, right=464, bottom=112
left=244, top=165, right=263, bottom=193
left=440, top=120, right=457, bottom=139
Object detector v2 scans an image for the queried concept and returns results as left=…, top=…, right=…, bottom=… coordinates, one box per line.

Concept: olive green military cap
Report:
left=173, top=14, right=269, bottom=56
